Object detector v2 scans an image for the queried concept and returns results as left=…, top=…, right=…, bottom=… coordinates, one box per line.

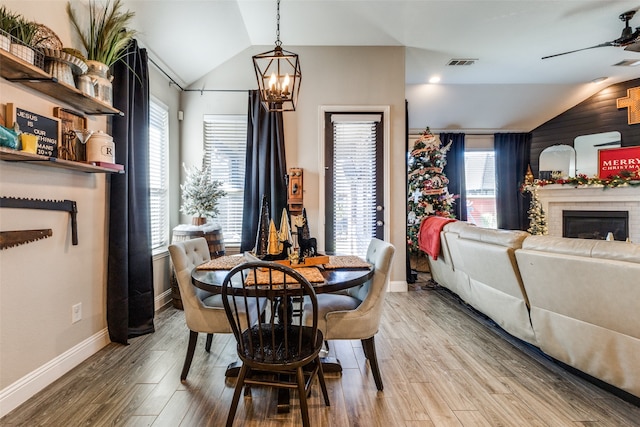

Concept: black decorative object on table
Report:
left=253, top=195, right=270, bottom=257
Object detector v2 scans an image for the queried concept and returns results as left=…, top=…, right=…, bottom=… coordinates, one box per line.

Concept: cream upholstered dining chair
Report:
left=303, top=238, right=395, bottom=391
left=168, top=238, right=263, bottom=381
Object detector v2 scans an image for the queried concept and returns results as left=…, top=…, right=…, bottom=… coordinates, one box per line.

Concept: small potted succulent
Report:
left=180, top=164, right=227, bottom=226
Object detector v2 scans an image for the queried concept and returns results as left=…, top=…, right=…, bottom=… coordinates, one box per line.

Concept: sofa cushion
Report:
left=591, top=240, right=640, bottom=263
left=521, top=235, right=596, bottom=256
left=522, top=235, right=640, bottom=264
left=459, top=226, right=529, bottom=248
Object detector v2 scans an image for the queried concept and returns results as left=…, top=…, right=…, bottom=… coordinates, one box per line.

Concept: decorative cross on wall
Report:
left=616, top=86, right=640, bottom=125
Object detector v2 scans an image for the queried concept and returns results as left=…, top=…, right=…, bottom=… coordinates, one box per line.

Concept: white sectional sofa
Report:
left=516, top=236, right=640, bottom=400
left=427, top=221, right=640, bottom=399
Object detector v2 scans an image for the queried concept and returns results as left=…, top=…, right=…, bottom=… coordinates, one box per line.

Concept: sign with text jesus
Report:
left=598, top=146, right=640, bottom=179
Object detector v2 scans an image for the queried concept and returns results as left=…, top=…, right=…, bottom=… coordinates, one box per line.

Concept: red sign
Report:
left=598, top=146, right=640, bottom=179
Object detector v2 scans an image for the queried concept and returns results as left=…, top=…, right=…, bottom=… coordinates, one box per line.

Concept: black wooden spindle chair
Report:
left=221, top=261, right=330, bottom=427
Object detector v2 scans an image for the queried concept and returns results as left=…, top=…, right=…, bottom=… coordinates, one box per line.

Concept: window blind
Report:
left=331, top=119, right=378, bottom=257
left=149, top=99, right=169, bottom=249
left=203, top=115, right=247, bottom=245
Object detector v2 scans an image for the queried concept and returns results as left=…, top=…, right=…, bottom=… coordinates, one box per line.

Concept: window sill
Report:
left=152, top=246, right=169, bottom=260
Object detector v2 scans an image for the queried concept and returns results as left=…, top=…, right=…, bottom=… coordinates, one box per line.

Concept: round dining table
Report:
left=191, top=258, right=374, bottom=413
left=191, top=262, right=374, bottom=295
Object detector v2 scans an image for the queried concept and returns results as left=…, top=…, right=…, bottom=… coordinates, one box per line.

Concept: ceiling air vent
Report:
left=613, top=59, right=640, bottom=67
left=447, top=58, right=477, bottom=66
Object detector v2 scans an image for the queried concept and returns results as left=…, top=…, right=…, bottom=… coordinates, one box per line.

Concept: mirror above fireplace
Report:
left=539, top=144, right=575, bottom=179
left=574, top=131, right=621, bottom=177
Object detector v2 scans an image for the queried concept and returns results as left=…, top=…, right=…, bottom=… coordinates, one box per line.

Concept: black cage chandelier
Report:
left=252, top=0, right=301, bottom=112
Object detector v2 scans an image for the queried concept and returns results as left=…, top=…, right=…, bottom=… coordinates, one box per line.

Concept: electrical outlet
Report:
left=72, top=303, right=82, bottom=323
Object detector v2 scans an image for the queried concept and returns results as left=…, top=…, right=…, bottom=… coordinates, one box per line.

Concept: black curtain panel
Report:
left=240, top=90, right=288, bottom=253
left=108, top=40, right=155, bottom=344
left=440, top=132, right=467, bottom=221
left=494, top=132, right=531, bottom=231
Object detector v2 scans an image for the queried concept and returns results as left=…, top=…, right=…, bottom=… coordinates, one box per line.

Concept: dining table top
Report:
left=191, top=255, right=374, bottom=295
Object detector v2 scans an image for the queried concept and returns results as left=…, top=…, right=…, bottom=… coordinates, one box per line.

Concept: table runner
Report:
left=244, top=267, right=325, bottom=285
left=196, top=255, right=246, bottom=270
left=324, top=255, right=371, bottom=269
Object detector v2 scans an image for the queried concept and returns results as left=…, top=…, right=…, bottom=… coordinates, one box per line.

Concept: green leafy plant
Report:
left=0, top=6, right=47, bottom=46
left=180, top=164, right=227, bottom=219
left=0, top=6, right=19, bottom=35
left=67, top=0, right=136, bottom=67
left=10, top=17, right=40, bottom=46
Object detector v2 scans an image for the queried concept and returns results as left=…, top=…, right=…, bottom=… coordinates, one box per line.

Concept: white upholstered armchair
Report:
left=168, top=238, right=263, bottom=381
left=303, top=238, right=395, bottom=391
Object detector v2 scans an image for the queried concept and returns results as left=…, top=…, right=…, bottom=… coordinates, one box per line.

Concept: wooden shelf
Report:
left=0, top=49, right=122, bottom=116
left=0, top=147, right=124, bottom=174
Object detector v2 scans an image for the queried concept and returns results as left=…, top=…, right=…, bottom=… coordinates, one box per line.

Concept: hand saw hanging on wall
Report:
left=0, top=197, right=78, bottom=249
left=0, top=229, right=53, bottom=250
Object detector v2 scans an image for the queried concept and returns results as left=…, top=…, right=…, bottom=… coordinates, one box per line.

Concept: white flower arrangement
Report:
left=180, top=163, right=227, bottom=219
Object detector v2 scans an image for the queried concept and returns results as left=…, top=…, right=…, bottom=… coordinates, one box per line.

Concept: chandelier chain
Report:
left=275, top=0, right=282, bottom=47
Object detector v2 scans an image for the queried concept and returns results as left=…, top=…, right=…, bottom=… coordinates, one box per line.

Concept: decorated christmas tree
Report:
left=407, top=127, right=457, bottom=254
left=526, top=186, right=548, bottom=235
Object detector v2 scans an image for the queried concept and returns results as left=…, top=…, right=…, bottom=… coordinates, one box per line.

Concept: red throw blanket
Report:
left=418, top=216, right=456, bottom=260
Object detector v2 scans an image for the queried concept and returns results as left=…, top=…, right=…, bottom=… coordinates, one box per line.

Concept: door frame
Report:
left=317, top=105, right=391, bottom=253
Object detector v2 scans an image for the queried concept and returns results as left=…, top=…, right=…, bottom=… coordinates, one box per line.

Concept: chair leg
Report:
left=181, top=331, right=198, bottom=381
left=316, top=356, right=330, bottom=406
left=226, top=364, right=249, bottom=427
left=205, top=333, right=213, bottom=352
left=296, top=367, right=311, bottom=427
left=362, top=336, right=384, bottom=391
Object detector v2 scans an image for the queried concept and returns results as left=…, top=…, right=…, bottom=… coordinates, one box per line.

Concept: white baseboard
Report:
left=388, top=280, right=408, bottom=292
left=0, top=329, right=110, bottom=418
left=155, top=288, right=173, bottom=311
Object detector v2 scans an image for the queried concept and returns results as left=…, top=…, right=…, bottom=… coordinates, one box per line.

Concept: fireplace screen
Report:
left=562, top=210, right=628, bottom=241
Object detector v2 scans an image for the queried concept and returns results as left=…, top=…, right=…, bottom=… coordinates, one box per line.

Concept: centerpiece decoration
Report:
left=407, top=127, right=458, bottom=255
left=180, top=163, right=226, bottom=226
left=67, top=0, right=136, bottom=105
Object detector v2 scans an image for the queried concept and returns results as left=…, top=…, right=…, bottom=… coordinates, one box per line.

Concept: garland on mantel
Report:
left=520, top=170, right=640, bottom=193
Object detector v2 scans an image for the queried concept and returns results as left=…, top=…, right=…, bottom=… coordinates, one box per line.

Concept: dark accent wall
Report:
left=530, top=78, right=640, bottom=174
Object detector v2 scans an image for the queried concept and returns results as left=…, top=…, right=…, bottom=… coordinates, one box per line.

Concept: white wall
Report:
left=0, top=1, right=181, bottom=415
left=185, top=45, right=408, bottom=289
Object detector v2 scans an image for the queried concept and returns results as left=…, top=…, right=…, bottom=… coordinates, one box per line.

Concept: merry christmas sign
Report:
left=598, top=146, right=640, bottom=179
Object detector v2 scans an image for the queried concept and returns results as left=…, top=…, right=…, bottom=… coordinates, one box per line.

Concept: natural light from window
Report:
left=464, top=150, right=497, bottom=228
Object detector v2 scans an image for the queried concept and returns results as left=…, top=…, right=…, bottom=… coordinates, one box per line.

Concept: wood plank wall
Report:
left=530, top=78, right=640, bottom=174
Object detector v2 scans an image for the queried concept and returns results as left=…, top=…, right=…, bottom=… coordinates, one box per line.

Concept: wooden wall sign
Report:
left=6, top=103, right=60, bottom=157
left=54, top=107, right=87, bottom=161
left=616, top=87, right=640, bottom=125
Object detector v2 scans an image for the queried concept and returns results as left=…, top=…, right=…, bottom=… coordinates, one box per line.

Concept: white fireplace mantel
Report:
left=536, top=184, right=640, bottom=243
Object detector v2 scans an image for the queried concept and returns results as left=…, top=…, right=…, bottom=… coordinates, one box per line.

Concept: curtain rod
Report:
left=148, top=56, right=249, bottom=94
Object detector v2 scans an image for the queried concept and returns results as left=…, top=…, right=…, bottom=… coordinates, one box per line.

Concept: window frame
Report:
left=203, top=114, right=248, bottom=247
left=148, top=96, right=170, bottom=251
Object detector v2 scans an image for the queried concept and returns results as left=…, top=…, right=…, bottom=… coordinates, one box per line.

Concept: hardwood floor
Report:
left=3, top=279, right=639, bottom=426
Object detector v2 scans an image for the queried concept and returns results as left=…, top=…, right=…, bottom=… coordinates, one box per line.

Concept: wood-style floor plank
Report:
left=2, top=281, right=639, bottom=426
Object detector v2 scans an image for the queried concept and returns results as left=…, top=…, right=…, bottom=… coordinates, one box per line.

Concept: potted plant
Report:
left=8, top=17, right=43, bottom=64
left=180, top=164, right=227, bottom=226
left=67, top=0, right=136, bottom=105
left=0, top=6, right=17, bottom=52
left=0, top=7, right=46, bottom=64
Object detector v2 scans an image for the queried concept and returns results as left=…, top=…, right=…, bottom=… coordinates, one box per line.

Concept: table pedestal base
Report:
left=225, top=360, right=242, bottom=377
left=319, top=356, right=343, bottom=373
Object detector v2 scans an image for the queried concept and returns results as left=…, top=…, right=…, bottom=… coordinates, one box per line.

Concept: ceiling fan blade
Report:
left=624, top=40, right=640, bottom=52
left=541, top=42, right=613, bottom=59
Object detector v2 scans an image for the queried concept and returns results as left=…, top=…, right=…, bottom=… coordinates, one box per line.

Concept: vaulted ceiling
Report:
left=125, top=0, right=640, bottom=89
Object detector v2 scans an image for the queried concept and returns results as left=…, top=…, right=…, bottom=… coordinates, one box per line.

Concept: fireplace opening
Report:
left=563, top=210, right=628, bottom=241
